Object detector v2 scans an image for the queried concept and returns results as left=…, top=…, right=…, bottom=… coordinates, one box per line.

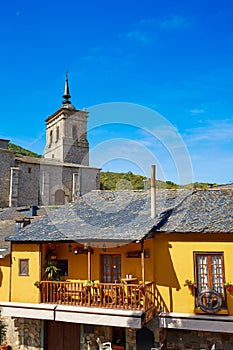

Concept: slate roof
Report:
left=4, top=189, right=233, bottom=244
left=0, top=207, right=47, bottom=257
left=159, top=189, right=233, bottom=233
left=15, top=155, right=99, bottom=169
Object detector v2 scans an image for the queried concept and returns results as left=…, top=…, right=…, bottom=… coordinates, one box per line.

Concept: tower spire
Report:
left=62, top=72, right=72, bottom=105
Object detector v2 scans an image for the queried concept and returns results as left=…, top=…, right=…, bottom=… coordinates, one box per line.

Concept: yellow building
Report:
left=1, top=188, right=233, bottom=349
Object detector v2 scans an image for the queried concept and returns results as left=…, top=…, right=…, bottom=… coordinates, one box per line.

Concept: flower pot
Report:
left=0, top=345, right=9, bottom=350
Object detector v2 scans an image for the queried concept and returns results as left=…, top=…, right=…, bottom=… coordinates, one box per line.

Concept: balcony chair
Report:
left=96, top=337, right=112, bottom=350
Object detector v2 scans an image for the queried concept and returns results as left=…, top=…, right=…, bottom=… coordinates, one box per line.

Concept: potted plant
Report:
left=43, top=260, right=62, bottom=302
left=44, top=260, right=61, bottom=281
left=85, top=280, right=93, bottom=291
left=0, top=342, right=9, bottom=350
left=34, top=281, right=42, bottom=289
left=224, top=282, right=233, bottom=292
left=184, top=279, right=194, bottom=294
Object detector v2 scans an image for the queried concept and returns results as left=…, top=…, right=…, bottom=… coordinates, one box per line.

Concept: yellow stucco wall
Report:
left=11, top=243, right=41, bottom=303
left=0, top=255, right=11, bottom=301
left=9, top=234, right=233, bottom=316
left=41, top=241, right=154, bottom=283
left=154, top=233, right=233, bottom=315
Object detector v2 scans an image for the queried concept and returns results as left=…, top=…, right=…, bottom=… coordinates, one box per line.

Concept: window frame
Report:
left=193, top=251, right=227, bottom=309
left=72, top=125, right=77, bottom=141
left=18, top=259, right=29, bottom=276
left=56, top=126, right=59, bottom=142
left=101, top=254, right=121, bottom=283
left=57, top=259, right=68, bottom=277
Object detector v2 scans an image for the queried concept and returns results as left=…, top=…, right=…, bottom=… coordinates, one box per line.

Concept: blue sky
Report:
left=1, top=0, right=233, bottom=184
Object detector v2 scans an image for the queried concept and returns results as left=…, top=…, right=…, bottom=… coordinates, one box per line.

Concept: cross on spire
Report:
left=62, top=72, right=71, bottom=105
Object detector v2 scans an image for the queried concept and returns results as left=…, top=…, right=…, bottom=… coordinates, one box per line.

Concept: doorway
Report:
left=55, top=189, right=65, bottom=205
left=112, top=327, right=126, bottom=349
left=136, top=328, right=154, bottom=350
left=101, top=254, right=121, bottom=283
left=45, top=321, right=80, bottom=350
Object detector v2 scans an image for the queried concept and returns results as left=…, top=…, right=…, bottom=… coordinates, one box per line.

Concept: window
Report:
left=194, top=252, right=226, bottom=308
left=56, top=126, right=59, bottom=142
left=49, top=130, right=53, bottom=146
left=72, top=125, right=77, bottom=141
left=28, top=167, right=32, bottom=173
left=19, top=259, right=29, bottom=276
left=57, top=260, right=68, bottom=277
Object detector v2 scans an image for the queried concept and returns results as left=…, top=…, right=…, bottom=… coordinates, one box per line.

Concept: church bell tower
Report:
left=44, top=74, right=89, bottom=166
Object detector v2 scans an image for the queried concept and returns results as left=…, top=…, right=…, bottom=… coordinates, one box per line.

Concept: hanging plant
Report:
left=224, top=282, right=233, bottom=292
left=184, top=279, right=194, bottom=294
left=34, top=281, right=42, bottom=288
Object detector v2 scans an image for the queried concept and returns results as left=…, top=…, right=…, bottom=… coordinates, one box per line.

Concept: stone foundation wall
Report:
left=166, top=328, right=233, bottom=350
left=3, top=316, right=43, bottom=350
left=125, top=328, right=137, bottom=350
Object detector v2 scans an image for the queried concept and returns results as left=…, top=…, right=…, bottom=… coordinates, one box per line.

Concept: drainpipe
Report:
left=151, top=165, right=156, bottom=219
left=9, top=242, right=12, bottom=302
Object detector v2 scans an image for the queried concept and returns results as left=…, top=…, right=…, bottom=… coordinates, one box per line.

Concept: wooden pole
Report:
left=141, top=240, right=145, bottom=284
left=87, top=249, right=91, bottom=281
left=151, top=165, right=156, bottom=218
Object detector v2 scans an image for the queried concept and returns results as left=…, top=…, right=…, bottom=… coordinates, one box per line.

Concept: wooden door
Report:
left=101, top=254, right=121, bottom=283
left=136, top=328, right=154, bottom=350
left=46, top=321, right=80, bottom=350
left=55, top=189, right=65, bottom=205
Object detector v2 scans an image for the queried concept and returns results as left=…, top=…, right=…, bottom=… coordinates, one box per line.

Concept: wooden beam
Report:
left=141, top=240, right=145, bottom=284
left=88, top=249, right=91, bottom=281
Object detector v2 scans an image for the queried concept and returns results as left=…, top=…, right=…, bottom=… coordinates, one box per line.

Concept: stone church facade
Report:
left=0, top=76, right=100, bottom=208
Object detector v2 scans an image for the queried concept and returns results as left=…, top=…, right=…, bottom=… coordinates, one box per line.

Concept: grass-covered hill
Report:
left=99, top=171, right=215, bottom=190
left=8, top=143, right=42, bottom=158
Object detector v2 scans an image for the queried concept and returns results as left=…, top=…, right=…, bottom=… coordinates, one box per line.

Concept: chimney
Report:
left=0, top=139, right=10, bottom=150
left=151, top=165, right=156, bottom=218
left=29, top=204, right=38, bottom=217
left=14, top=218, right=31, bottom=234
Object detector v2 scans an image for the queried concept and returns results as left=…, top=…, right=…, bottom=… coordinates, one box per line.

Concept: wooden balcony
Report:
left=39, top=281, right=168, bottom=322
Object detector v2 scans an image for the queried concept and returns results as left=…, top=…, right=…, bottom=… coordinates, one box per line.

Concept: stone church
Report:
left=0, top=76, right=100, bottom=208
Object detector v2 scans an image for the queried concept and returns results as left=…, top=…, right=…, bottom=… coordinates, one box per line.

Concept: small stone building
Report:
left=0, top=76, right=100, bottom=208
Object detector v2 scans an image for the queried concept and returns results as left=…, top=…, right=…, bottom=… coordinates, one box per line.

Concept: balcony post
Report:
left=141, top=240, right=145, bottom=284
left=87, top=249, right=91, bottom=281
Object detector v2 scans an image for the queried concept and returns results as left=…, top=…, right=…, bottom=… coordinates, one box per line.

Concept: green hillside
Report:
left=100, top=171, right=217, bottom=190
left=8, top=143, right=42, bottom=158
left=100, top=171, right=179, bottom=190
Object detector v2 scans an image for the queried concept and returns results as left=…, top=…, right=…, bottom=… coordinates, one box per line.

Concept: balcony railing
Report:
left=39, top=281, right=168, bottom=319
